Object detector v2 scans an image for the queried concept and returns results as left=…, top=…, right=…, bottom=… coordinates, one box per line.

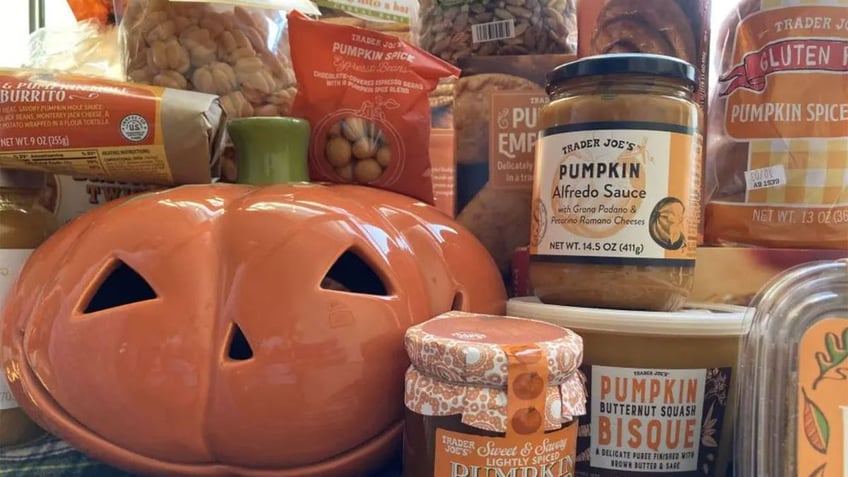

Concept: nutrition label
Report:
left=0, top=147, right=172, bottom=184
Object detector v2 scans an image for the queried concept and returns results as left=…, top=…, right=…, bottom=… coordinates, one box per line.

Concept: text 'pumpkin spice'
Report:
left=287, top=11, right=459, bottom=204
left=706, top=1, right=848, bottom=249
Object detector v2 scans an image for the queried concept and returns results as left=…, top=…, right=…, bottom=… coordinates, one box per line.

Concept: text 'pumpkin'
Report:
left=1, top=183, right=505, bottom=476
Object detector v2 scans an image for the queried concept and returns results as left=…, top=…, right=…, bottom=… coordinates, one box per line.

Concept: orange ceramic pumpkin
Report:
left=1, top=183, right=505, bottom=476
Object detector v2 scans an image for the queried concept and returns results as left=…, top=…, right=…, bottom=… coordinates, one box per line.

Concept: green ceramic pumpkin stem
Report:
left=227, top=117, right=311, bottom=185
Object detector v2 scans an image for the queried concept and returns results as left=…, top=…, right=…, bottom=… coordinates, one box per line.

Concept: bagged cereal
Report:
left=287, top=11, right=460, bottom=204
left=706, top=0, right=848, bottom=249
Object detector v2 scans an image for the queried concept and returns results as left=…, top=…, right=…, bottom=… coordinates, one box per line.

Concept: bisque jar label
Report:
left=583, top=365, right=733, bottom=476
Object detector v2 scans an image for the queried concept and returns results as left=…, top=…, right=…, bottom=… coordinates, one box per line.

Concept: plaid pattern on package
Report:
left=705, top=0, right=848, bottom=249
left=746, top=139, right=848, bottom=205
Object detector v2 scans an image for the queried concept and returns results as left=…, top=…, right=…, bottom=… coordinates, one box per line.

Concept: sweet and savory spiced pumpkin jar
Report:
left=403, top=311, right=587, bottom=477
left=0, top=183, right=506, bottom=477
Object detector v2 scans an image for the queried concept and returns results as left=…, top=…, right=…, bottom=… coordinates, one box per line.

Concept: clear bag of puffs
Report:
left=119, top=0, right=320, bottom=119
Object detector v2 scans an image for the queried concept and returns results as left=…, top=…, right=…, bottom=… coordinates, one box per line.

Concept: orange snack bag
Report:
left=67, top=0, right=114, bottom=23
left=287, top=10, right=459, bottom=204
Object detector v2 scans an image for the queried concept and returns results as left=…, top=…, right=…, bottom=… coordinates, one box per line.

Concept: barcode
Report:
left=471, top=19, right=515, bottom=43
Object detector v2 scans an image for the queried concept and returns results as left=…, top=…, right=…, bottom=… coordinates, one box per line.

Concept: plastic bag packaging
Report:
left=67, top=0, right=116, bottom=24
left=287, top=11, right=460, bottom=204
left=418, top=0, right=576, bottom=64
left=705, top=0, right=848, bottom=249
left=27, top=20, right=124, bottom=80
left=315, top=0, right=419, bottom=45
left=119, top=0, right=318, bottom=120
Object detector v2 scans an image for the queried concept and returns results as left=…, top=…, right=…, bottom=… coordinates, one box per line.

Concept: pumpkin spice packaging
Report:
left=287, top=10, right=459, bottom=204
left=0, top=69, right=226, bottom=186
left=454, top=54, right=575, bottom=283
left=735, top=259, right=848, bottom=476
left=705, top=0, right=848, bottom=249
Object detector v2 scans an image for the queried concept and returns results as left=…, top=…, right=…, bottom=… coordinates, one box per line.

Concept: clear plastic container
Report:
left=735, top=259, right=848, bottom=477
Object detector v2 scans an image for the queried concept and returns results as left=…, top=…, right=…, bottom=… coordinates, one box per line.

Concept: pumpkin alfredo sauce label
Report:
left=433, top=344, right=577, bottom=476
left=0, top=249, right=34, bottom=410
left=797, top=317, right=848, bottom=477
left=530, top=123, right=700, bottom=267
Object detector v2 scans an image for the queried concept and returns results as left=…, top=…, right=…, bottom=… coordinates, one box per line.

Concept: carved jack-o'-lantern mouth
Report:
left=2, top=183, right=506, bottom=477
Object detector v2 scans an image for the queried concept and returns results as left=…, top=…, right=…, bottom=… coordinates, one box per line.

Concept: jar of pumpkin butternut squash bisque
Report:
left=530, top=54, right=702, bottom=312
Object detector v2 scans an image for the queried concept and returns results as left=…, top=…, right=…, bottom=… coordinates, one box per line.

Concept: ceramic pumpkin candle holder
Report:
left=0, top=183, right=506, bottom=477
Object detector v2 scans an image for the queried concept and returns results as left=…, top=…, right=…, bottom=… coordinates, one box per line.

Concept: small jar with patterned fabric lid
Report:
left=402, top=311, right=586, bottom=477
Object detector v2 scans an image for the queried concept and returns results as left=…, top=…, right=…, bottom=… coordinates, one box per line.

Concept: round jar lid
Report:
left=404, top=311, right=583, bottom=388
left=547, top=53, right=697, bottom=93
left=0, top=169, right=46, bottom=189
left=507, top=297, right=749, bottom=337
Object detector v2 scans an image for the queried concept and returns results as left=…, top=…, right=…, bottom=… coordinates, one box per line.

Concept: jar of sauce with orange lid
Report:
left=0, top=168, right=57, bottom=448
left=403, top=311, right=587, bottom=477
left=530, top=53, right=702, bottom=312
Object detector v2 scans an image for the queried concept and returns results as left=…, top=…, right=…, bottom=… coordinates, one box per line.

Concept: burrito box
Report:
left=39, top=175, right=164, bottom=225
left=577, top=0, right=711, bottom=110
left=0, top=69, right=225, bottom=185
left=454, top=54, right=575, bottom=283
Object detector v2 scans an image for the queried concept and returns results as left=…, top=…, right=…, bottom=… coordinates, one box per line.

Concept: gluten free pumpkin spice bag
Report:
left=287, top=11, right=459, bottom=204
left=706, top=0, right=848, bottom=249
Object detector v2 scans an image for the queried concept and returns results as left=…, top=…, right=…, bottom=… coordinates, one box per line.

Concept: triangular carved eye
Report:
left=227, top=324, right=253, bottom=361
left=83, top=260, right=157, bottom=314
left=451, top=291, right=464, bottom=311
left=321, top=249, right=389, bottom=296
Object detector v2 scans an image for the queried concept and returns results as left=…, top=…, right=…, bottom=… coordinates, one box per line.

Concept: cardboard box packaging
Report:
left=41, top=175, right=162, bottom=225
left=453, top=54, right=576, bottom=283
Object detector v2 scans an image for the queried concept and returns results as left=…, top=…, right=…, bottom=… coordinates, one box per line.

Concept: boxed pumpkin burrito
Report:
left=0, top=68, right=226, bottom=185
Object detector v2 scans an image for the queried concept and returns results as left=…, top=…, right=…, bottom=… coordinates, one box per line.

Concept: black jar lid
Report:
left=546, top=53, right=697, bottom=94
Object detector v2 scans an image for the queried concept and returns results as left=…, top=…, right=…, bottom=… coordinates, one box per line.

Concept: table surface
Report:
left=0, top=435, right=403, bottom=477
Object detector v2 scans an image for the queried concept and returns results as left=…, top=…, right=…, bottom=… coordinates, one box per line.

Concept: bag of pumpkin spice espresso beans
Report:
left=286, top=11, right=460, bottom=204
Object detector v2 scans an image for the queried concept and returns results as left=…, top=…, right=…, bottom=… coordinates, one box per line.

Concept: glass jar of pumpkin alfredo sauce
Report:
left=530, top=54, right=702, bottom=312
left=403, top=311, right=586, bottom=477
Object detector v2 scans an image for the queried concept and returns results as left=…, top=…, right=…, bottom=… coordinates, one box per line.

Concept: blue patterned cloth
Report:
left=0, top=435, right=402, bottom=476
